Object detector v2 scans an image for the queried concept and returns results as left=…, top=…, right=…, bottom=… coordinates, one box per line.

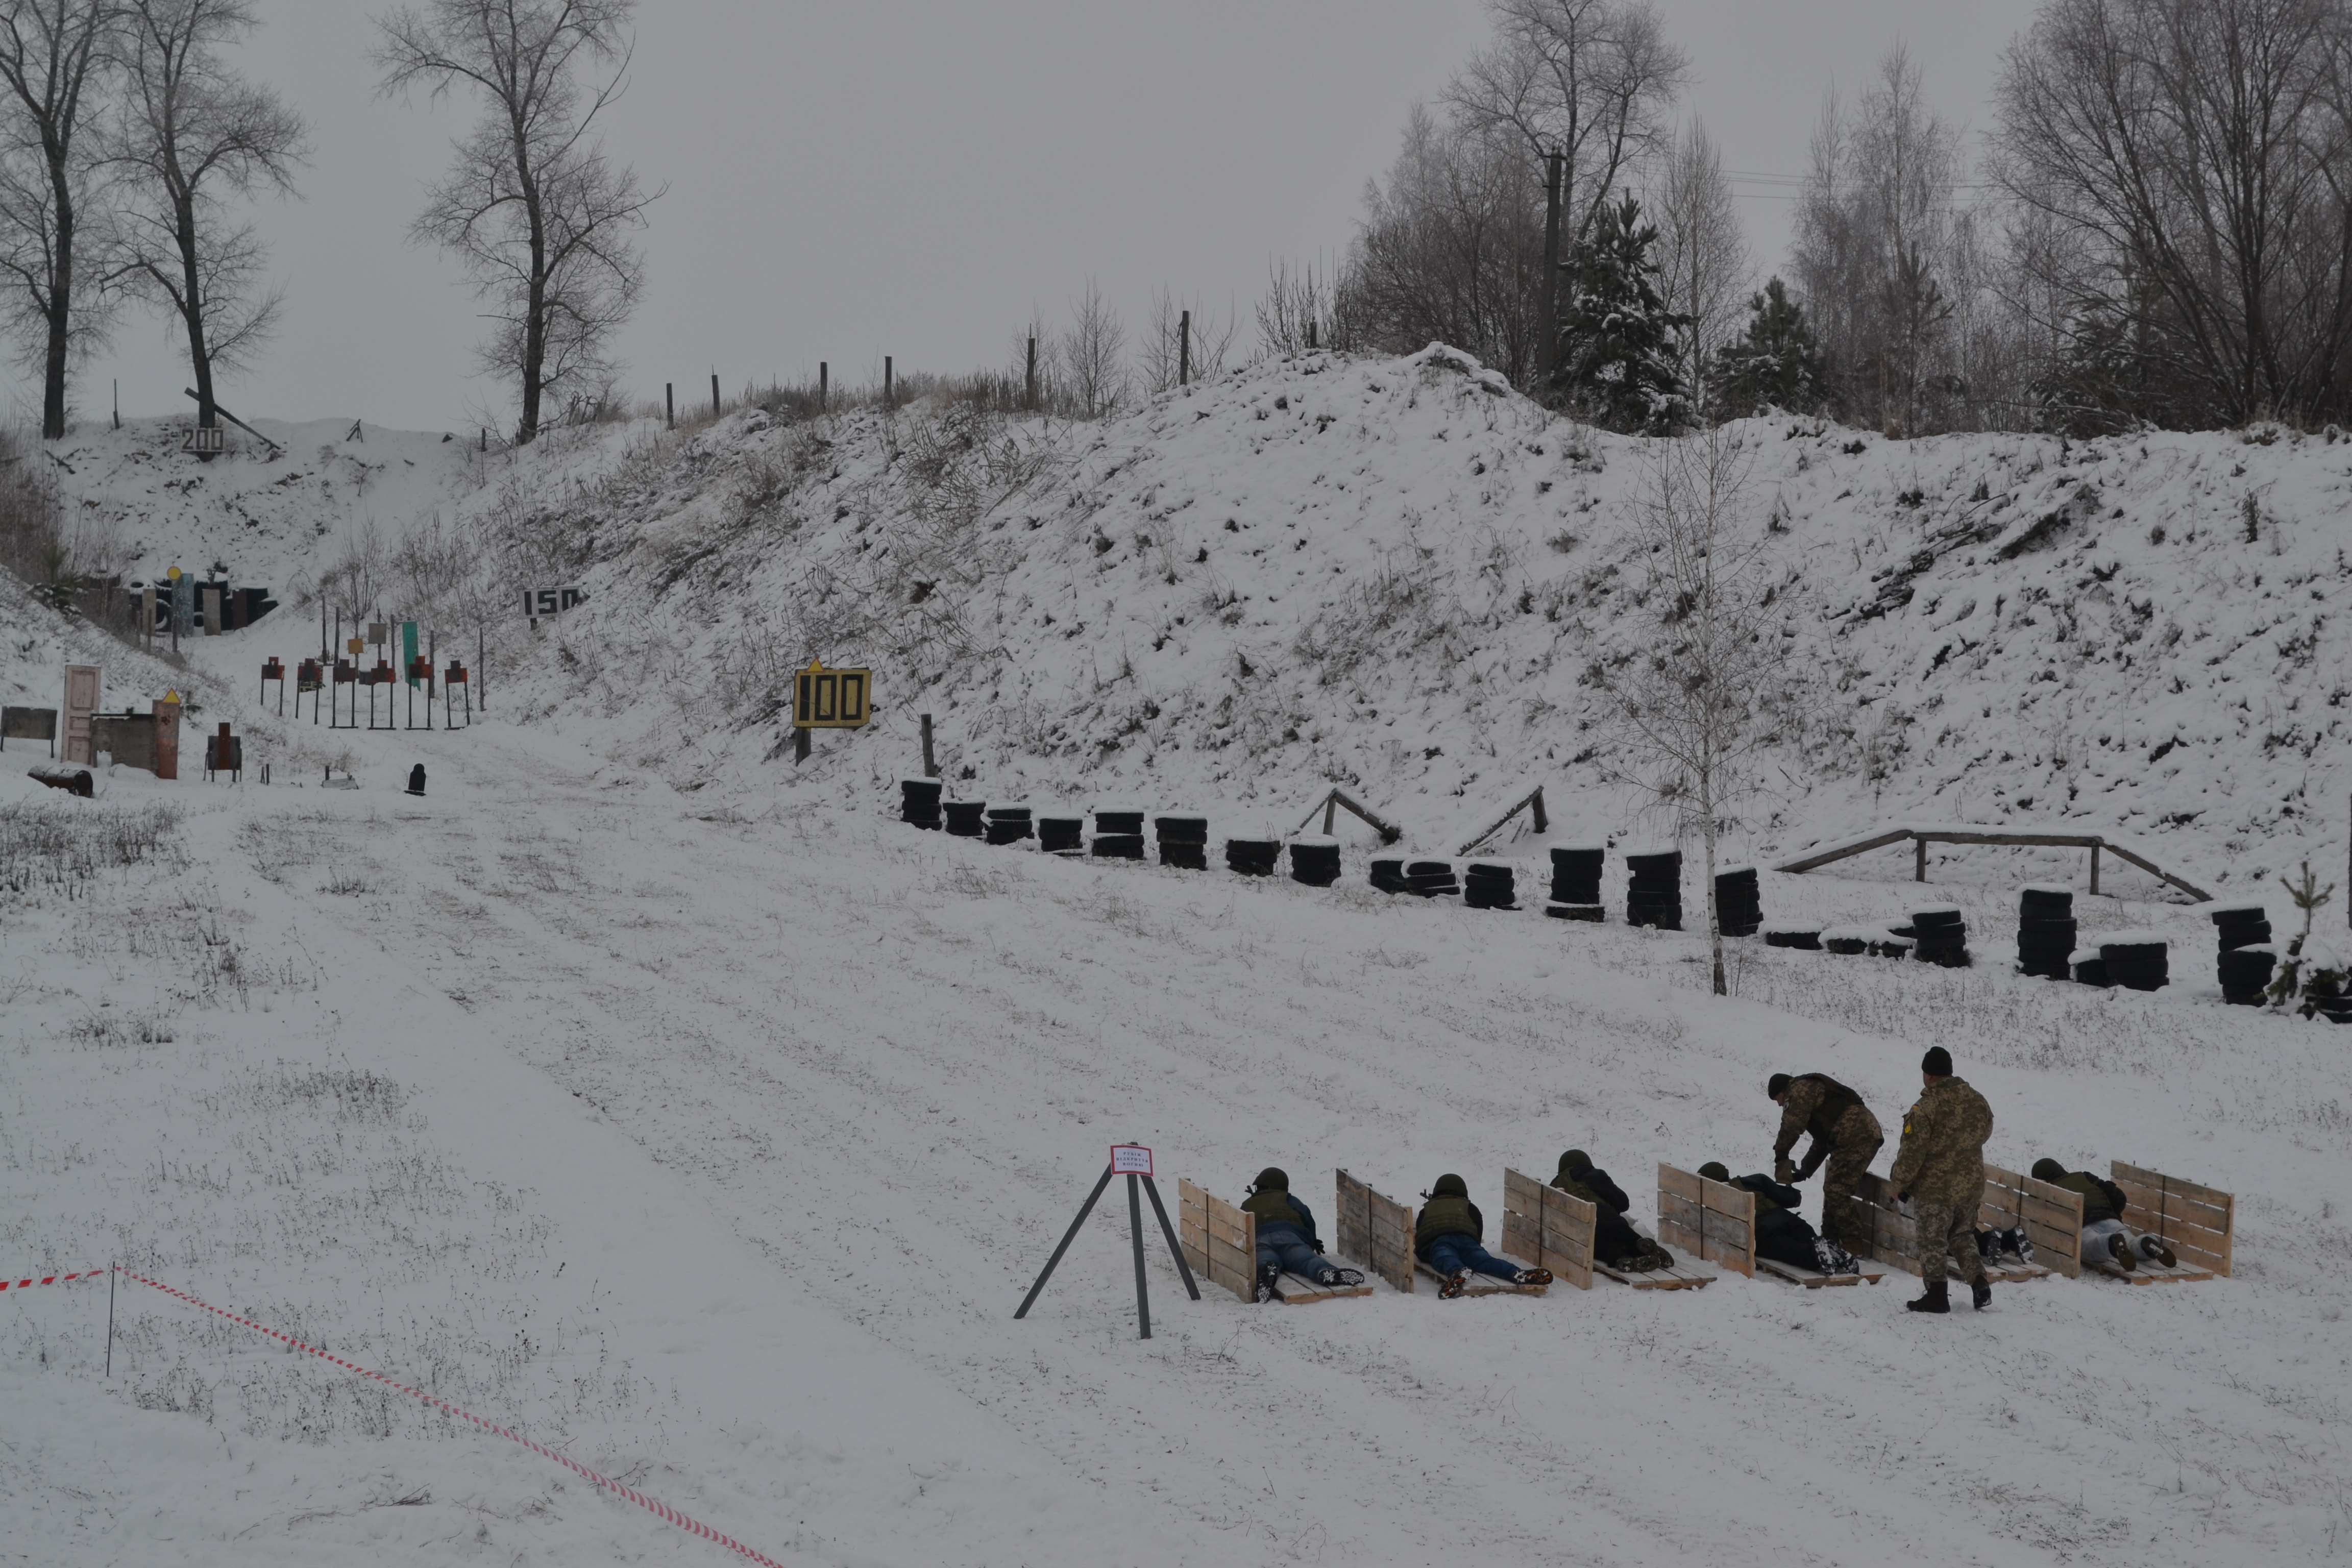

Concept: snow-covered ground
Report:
left=4, top=352, right=2350, bottom=1564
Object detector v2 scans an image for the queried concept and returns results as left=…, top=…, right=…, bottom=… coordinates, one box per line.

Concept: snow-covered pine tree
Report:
left=1549, top=194, right=1691, bottom=434
left=1714, top=278, right=1826, bottom=416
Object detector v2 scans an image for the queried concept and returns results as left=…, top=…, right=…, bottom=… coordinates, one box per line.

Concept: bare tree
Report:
left=1591, top=425, right=1794, bottom=995
left=1444, top=0, right=1688, bottom=250
left=1649, top=119, right=1748, bottom=413
left=375, top=0, right=659, bottom=446
left=1996, top=0, right=2352, bottom=427
left=111, top=0, right=301, bottom=433
left=1054, top=277, right=1126, bottom=418
left=1140, top=286, right=1237, bottom=394
left=1255, top=257, right=1352, bottom=357
left=0, top=1, right=119, bottom=439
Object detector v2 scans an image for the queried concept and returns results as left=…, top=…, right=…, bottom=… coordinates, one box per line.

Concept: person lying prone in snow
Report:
left=1696, top=1162, right=1863, bottom=1276
left=1415, top=1173, right=1552, bottom=1297
left=1550, top=1149, right=1675, bottom=1273
left=1240, top=1167, right=1365, bottom=1301
left=2029, top=1158, right=2176, bottom=1272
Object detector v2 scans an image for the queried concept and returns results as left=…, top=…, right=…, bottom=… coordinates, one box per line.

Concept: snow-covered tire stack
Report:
left=2071, top=950, right=2111, bottom=987
left=1765, top=924, right=1823, bottom=950
left=1822, top=927, right=1872, bottom=955
left=1289, top=835, right=1342, bottom=886
left=2211, top=904, right=2274, bottom=1005
left=1155, top=814, right=1208, bottom=870
left=1369, top=856, right=1408, bottom=893
left=1091, top=810, right=1146, bottom=860
left=984, top=805, right=1033, bottom=845
left=1624, top=848, right=1682, bottom=930
left=1038, top=815, right=1084, bottom=855
left=944, top=800, right=988, bottom=839
left=2100, top=933, right=2169, bottom=991
left=1871, top=932, right=1917, bottom=959
left=1714, top=866, right=1762, bottom=936
left=1225, top=838, right=1280, bottom=876
left=1910, top=905, right=1969, bottom=967
left=900, top=777, right=943, bottom=830
left=2017, top=886, right=2075, bottom=979
left=1546, top=843, right=1604, bottom=921
left=1463, top=861, right=1517, bottom=910
left=1405, top=860, right=1460, bottom=897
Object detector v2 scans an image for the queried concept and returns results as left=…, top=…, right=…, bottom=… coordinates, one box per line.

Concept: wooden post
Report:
left=1324, top=795, right=1338, bottom=834
left=1307, top=320, right=1317, bottom=351
left=1179, top=309, right=1191, bottom=387
left=479, top=627, right=486, bottom=713
left=665, top=382, right=673, bottom=428
left=2090, top=844, right=2101, bottom=896
left=884, top=356, right=893, bottom=409
left=1915, top=836, right=1927, bottom=882
left=711, top=372, right=721, bottom=419
left=1025, top=336, right=1037, bottom=410
left=1538, top=150, right=1563, bottom=387
left=819, top=362, right=828, bottom=411
left=112, top=379, right=118, bottom=430
left=919, top=713, right=937, bottom=777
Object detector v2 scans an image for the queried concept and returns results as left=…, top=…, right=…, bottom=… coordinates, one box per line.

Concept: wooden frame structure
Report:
left=2101, top=1162, right=2230, bottom=1284
left=1501, top=1168, right=1595, bottom=1290
left=1856, top=1168, right=2074, bottom=1282
left=1774, top=824, right=2212, bottom=902
left=1335, top=1169, right=1417, bottom=1294
left=1177, top=1180, right=1373, bottom=1305
left=1296, top=789, right=1403, bottom=845
left=1456, top=786, right=1549, bottom=856
left=1658, top=1164, right=1754, bottom=1278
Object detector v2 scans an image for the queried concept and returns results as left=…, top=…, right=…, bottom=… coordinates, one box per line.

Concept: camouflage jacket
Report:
left=1773, top=1073, right=1875, bottom=1174
left=1888, top=1077, right=1994, bottom=1206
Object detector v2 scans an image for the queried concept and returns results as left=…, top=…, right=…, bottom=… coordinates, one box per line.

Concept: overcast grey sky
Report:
left=49, top=0, right=2036, bottom=434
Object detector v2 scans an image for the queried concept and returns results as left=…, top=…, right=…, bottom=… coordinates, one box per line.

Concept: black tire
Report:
left=1826, top=937, right=1868, bottom=955
left=1407, top=860, right=1454, bottom=878
left=1093, top=811, right=1145, bottom=836
left=1545, top=903, right=1604, bottom=922
left=2072, top=959, right=2112, bottom=986
left=2020, top=887, right=2073, bottom=912
left=1549, top=881, right=1602, bottom=906
left=1549, top=847, right=1605, bottom=875
left=1091, top=834, right=1145, bottom=860
left=1766, top=928, right=1823, bottom=949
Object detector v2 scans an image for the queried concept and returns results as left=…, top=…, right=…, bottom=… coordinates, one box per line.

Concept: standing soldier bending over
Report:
left=1889, top=1048, right=1995, bottom=1314
left=1241, top=1168, right=1364, bottom=1302
left=1767, top=1070, right=1883, bottom=1256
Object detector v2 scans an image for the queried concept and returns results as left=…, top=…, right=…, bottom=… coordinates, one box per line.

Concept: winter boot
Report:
left=1611, top=1254, right=1655, bottom=1273
left=1974, top=1229, right=2001, bottom=1263
left=1439, top=1269, right=1469, bottom=1300
left=1316, top=1266, right=1366, bottom=1288
left=2106, top=1232, right=2137, bottom=1272
left=2008, top=1228, right=2035, bottom=1264
left=2139, top=1236, right=2177, bottom=1268
left=1644, top=1242, right=1677, bottom=1270
left=1814, top=1237, right=1861, bottom=1276
left=1513, top=1268, right=1553, bottom=1287
left=1971, top=1278, right=1993, bottom=1311
left=1905, top=1280, right=1950, bottom=1314
left=1254, top=1260, right=1283, bottom=1303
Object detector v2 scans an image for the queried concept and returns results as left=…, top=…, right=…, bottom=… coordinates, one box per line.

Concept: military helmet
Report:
left=1430, top=1173, right=1468, bottom=1199
left=1252, top=1166, right=1289, bottom=1192
left=1698, top=1161, right=1732, bottom=1183
left=2030, top=1158, right=2066, bottom=1182
left=1557, top=1148, right=1593, bottom=1175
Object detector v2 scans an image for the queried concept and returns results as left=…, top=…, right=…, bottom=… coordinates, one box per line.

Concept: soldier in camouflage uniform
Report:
left=1888, top=1047, right=1995, bottom=1313
left=1767, top=1070, right=1883, bottom=1256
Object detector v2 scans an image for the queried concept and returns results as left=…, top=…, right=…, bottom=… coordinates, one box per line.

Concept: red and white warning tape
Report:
left=1, top=1268, right=104, bottom=1290
left=59, top=1265, right=791, bottom=1568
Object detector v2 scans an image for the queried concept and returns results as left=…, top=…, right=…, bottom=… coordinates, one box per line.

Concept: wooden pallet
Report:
left=1178, top=1179, right=1376, bottom=1306
left=1856, top=1169, right=2080, bottom=1280
left=1335, top=1169, right=1417, bottom=1294
left=2087, top=1253, right=2217, bottom=1284
left=1755, top=1255, right=1886, bottom=1288
left=1501, top=1168, right=1595, bottom=1290
left=1592, top=1257, right=1716, bottom=1289
left=2111, top=1161, right=2233, bottom=1279
left=1415, top=1258, right=1547, bottom=1297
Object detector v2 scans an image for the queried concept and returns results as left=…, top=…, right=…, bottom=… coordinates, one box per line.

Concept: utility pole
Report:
left=1538, top=150, right=1564, bottom=390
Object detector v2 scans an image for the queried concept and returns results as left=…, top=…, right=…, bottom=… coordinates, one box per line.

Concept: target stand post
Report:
left=1015, top=1143, right=1199, bottom=1339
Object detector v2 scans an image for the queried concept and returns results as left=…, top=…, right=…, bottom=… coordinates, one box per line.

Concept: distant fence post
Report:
left=884, top=356, right=894, bottom=409
left=1307, top=320, right=1317, bottom=351
left=665, top=382, right=673, bottom=429
left=1179, top=309, right=1191, bottom=387
left=819, top=362, right=828, bottom=411
left=1025, top=336, right=1038, bottom=410
left=711, top=372, right=721, bottom=419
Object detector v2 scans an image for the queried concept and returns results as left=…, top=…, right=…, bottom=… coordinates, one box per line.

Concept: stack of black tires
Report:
left=1823, top=928, right=1870, bottom=955
left=900, top=777, right=944, bottom=830
left=1765, top=925, right=1823, bottom=949
left=1038, top=815, right=1084, bottom=854
left=2016, top=886, right=2074, bottom=978
left=1625, top=849, right=1682, bottom=930
left=1226, top=837, right=1280, bottom=876
left=1369, top=856, right=1408, bottom=893
left=1289, top=836, right=1342, bottom=886
left=944, top=800, right=987, bottom=839
left=2212, top=903, right=2274, bottom=1005
left=1155, top=814, right=1209, bottom=870
left=2099, top=933, right=2168, bottom=991
left=1909, top=905, right=1969, bottom=967
left=1463, top=861, right=1517, bottom=910
left=1714, top=867, right=1762, bottom=937
left=1403, top=860, right=1460, bottom=897
left=984, top=806, right=1032, bottom=845
left=1545, top=844, right=1604, bottom=920
left=1091, top=808, right=1146, bottom=860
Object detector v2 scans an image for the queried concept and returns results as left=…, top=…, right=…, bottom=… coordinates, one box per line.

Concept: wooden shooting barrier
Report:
left=1335, top=1169, right=1417, bottom=1294
left=2103, top=1162, right=2231, bottom=1284
left=1177, top=1180, right=1373, bottom=1306
left=1501, top=1168, right=1595, bottom=1290
left=1658, top=1164, right=1753, bottom=1278
left=1857, top=1169, right=2079, bottom=1281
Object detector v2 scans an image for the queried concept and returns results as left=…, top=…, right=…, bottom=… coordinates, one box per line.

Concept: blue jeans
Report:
left=1255, top=1230, right=1324, bottom=1279
left=1422, top=1234, right=1520, bottom=1281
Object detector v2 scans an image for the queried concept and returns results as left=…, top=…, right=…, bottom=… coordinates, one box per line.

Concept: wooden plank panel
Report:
left=1702, top=1232, right=1755, bottom=1277
left=1502, top=1212, right=1545, bottom=1265
left=1701, top=1183, right=1756, bottom=1223
left=1503, top=1169, right=1544, bottom=1215
left=1657, top=1217, right=1703, bottom=1256
left=1659, top=1191, right=1706, bottom=1231
left=1206, top=1259, right=1253, bottom=1298
left=1658, top=1164, right=1703, bottom=1204
left=2161, top=1234, right=2229, bottom=1275
left=1207, top=1232, right=1254, bottom=1280
left=2111, top=1177, right=2164, bottom=1223
left=1181, top=1242, right=1208, bottom=1280
left=2162, top=1189, right=2233, bottom=1233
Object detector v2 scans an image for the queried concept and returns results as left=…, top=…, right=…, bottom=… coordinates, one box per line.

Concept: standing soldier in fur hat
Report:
left=1766, top=1069, right=1883, bottom=1256
left=1889, top=1048, right=1995, bottom=1313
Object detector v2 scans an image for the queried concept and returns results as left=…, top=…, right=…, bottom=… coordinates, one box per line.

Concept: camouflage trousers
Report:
left=1818, top=1110, right=1883, bottom=1255
left=1914, top=1186, right=1990, bottom=1286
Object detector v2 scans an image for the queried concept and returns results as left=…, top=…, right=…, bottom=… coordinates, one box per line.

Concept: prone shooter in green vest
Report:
left=1240, top=1168, right=1365, bottom=1302
left=1414, top=1173, right=1553, bottom=1298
